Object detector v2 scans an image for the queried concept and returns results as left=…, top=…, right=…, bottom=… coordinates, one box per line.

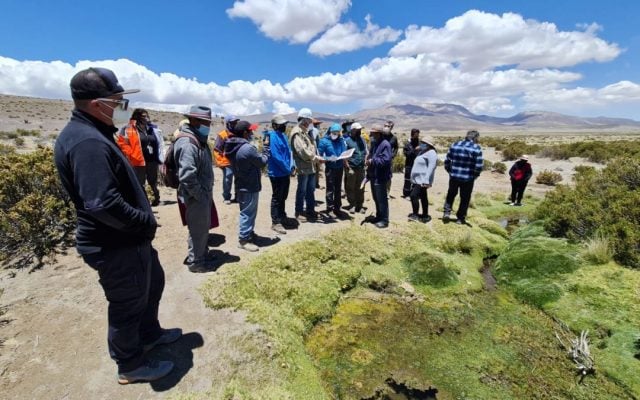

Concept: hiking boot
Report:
left=375, top=221, right=388, bottom=229
left=408, top=214, right=420, bottom=222
left=188, top=263, right=213, bottom=273
left=117, top=360, right=173, bottom=385
left=282, top=217, right=297, bottom=228
left=455, top=218, right=466, bottom=225
left=296, top=213, right=308, bottom=222
left=306, top=211, right=318, bottom=221
left=334, top=210, right=349, bottom=219
left=143, top=328, right=183, bottom=353
left=421, top=215, right=432, bottom=223
left=508, top=202, right=516, bottom=206
left=443, top=212, right=451, bottom=220
left=342, top=204, right=353, bottom=210
left=238, top=240, right=259, bottom=252
left=514, top=202, right=523, bottom=206
left=223, top=199, right=231, bottom=205
left=271, top=223, right=287, bottom=234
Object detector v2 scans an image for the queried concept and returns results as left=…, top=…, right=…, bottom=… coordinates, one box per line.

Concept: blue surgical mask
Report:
left=197, top=125, right=210, bottom=137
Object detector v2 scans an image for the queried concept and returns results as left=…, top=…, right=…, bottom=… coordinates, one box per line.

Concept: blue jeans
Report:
left=238, top=191, right=259, bottom=241
left=371, top=181, right=389, bottom=223
left=222, top=166, right=235, bottom=201
left=295, top=173, right=316, bottom=215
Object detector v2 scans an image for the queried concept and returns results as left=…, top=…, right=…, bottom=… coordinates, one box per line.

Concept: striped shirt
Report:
left=444, top=139, right=483, bottom=181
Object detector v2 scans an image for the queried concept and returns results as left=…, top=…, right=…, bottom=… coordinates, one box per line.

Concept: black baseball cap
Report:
left=70, top=67, right=140, bottom=100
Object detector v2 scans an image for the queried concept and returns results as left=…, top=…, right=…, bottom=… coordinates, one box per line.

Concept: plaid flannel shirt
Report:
left=444, top=139, right=483, bottom=181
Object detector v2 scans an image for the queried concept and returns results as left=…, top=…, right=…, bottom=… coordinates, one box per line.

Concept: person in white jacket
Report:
left=409, top=136, right=438, bottom=223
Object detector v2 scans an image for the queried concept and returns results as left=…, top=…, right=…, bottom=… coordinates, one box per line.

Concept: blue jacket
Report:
left=444, top=139, right=483, bottom=182
left=224, top=137, right=268, bottom=193
left=368, top=137, right=392, bottom=184
left=264, top=130, right=292, bottom=178
left=318, top=136, right=346, bottom=169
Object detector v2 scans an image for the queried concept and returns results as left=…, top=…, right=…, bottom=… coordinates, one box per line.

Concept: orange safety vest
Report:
left=116, top=121, right=146, bottom=167
left=213, top=129, right=231, bottom=168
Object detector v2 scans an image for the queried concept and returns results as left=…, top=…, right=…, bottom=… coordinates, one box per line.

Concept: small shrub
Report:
left=17, top=129, right=40, bottom=137
left=492, top=162, right=507, bottom=174
left=501, top=141, right=541, bottom=161
left=0, top=147, right=75, bottom=269
left=483, top=159, right=493, bottom=171
left=574, top=165, right=595, bottom=175
left=14, top=137, right=25, bottom=147
left=536, top=170, right=562, bottom=185
left=392, top=153, right=405, bottom=173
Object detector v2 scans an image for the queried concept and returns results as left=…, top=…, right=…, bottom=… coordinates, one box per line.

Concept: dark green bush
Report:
left=482, top=159, right=493, bottom=171
left=535, top=157, right=640, bottom=268
left=0, top=147, right=75, bottom=269
left=501, top=141, right=541, bottom=161
left=536, top=170, right=563, bottom=185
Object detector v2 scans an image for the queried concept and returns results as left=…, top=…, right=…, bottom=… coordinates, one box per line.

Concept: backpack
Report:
left=161, top=133, right=201, bottom=189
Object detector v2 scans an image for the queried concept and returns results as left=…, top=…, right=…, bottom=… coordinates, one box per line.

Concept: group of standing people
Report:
left=54, top=67, right=533, bottom=386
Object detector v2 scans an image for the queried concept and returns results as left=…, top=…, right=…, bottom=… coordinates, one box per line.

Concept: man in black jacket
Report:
left=383, top=120, right=399, bottom=196
left=54, top=67, right=180, bottom=384
left=402, top=128, right=421, bottom=198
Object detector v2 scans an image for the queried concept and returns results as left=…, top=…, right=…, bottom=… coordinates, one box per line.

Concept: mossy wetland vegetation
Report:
left=193, top=188, right=640, bottom=399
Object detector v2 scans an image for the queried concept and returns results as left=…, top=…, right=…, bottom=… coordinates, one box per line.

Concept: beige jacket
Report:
left=290, top=125, right=316, bottom=175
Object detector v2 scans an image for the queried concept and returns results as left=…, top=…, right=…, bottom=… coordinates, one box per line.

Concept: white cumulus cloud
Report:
left=308, top=14, right=401, bottom=56
left=272, top=100, right=295, bottom=114
left=227, top=0, right=351, bottom=44
left=389, top=10, right=621, bottom=71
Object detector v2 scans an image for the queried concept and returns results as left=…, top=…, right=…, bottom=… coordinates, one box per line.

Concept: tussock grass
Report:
left=581, top=233, right=614, bottom=265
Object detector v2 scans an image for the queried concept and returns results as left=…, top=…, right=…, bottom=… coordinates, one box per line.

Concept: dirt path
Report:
left=0, top=153, right=592, bottom=399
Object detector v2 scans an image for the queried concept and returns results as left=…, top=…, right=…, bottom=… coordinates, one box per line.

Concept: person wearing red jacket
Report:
left=508, top=155, right=533, bottom=206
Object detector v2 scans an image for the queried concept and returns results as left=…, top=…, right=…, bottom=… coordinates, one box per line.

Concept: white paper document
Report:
left=320, top=148, right=355, bottom=161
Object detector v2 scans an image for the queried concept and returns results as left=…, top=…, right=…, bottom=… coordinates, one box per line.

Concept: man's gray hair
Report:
left=466, top=130, right=480, bottom=141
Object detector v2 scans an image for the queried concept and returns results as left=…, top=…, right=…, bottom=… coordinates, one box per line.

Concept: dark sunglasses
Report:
left=96, top=98, right=130, bottom=111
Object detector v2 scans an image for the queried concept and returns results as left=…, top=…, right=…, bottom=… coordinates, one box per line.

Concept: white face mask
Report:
left=111, top=107, right=133, bottom=129
left=330, top=133, right=339, bottom=140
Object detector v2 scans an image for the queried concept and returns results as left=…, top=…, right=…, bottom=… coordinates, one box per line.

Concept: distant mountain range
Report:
left=246, top=103, right=640, bottom=133
left=1, top=95, right=639, bottom=137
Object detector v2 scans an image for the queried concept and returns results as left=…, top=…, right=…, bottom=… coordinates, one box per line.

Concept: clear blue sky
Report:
left=1, top=0, right=639, bottom=119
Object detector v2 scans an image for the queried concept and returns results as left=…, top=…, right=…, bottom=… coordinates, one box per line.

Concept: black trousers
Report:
left=510, top=179, right=528, bottom=203
left=325, top=167, right=344, bottom=212
left=145, top=161, right=160, bottom=203
left=410, top=184, right=429, bottom=216
left=82, top=242, right=165, bottom=373
left=444, top=177, right=475, bottom=220
left=270, top=175, right=290, bottom=224
left=403, top=165, right=413, bottom=197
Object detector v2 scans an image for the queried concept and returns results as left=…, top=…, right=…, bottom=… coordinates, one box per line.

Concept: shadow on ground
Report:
left=148, top=332, right=204, bottom=391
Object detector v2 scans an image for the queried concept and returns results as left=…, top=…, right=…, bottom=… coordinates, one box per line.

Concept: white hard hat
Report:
left=297, top=107, right=313, bottom=119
